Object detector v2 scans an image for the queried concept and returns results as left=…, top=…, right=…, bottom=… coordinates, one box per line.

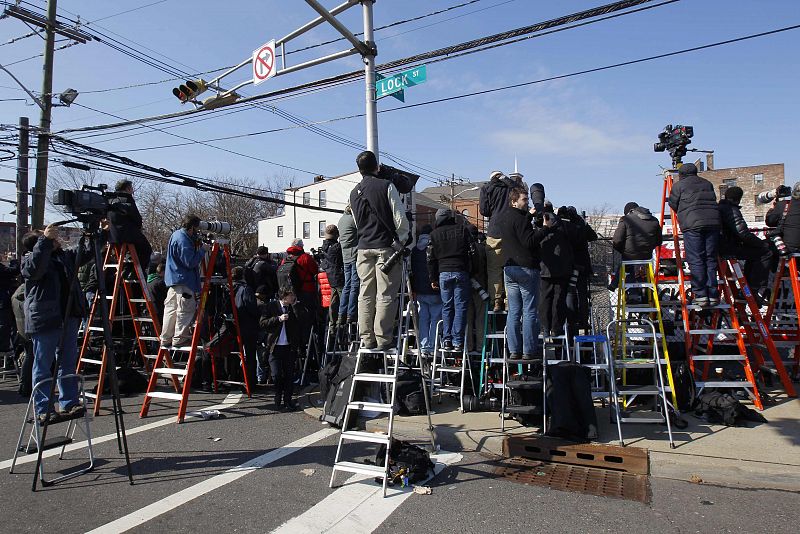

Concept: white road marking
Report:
left=272, top=451, right=462, bottom=534
left=1, top=393, right=242, bottom=470
left=85, top=427, right=339, bottom=534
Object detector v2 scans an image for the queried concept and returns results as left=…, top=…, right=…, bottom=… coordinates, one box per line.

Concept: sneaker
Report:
left=452, top=345, right=463, bottom=353
left=708, top=297, right=720, bottom=307
left=522, top=353, right=535, bottom=361
left=361, top=340, right=377, bottom=350
left=508, top=352, right=522, bottom=361
left=63, top=403, right=86, bottom=418
left=442, top=339, right=453, bottom=350
left=694, top=296, right=710, bottom=308
left=493, top=299, right=504, bottom=313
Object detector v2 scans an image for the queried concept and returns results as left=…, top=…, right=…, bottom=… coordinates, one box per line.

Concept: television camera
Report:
left=654, top=124, right=694, bottom=166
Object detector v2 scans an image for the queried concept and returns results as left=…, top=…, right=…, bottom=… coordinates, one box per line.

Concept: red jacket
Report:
left=285, top=247, right=318, bottom=294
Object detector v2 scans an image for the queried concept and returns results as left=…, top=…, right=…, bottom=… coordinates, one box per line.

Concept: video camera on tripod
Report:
left=196, top=220, right=232, bottom=246
left=654, top=124, right=694, bottom=166
left=52, top=184, right=117, bottom=225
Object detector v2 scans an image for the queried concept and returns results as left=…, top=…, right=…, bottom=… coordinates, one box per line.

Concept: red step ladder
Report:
left=764, top=254, right=800, bottom=380
left=77, top=243, right=169, bottom=415
left=139, top=240, right=250, bottom=423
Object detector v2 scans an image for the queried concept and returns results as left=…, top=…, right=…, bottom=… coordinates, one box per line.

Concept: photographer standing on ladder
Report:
left=766, top=182, right=800, bottom=254
left=21, top=226, right=95, bottom=422
left=350, top=150, right=410, bottom=351
left=160, top=214, right=207, bottom=350
left=107, top=179, right=152, bottom=274
left=668, top=163, right=721, bottom=307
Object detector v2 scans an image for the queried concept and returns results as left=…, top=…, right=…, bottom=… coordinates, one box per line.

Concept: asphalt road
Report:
left=0, top=378, right=797, bottom=534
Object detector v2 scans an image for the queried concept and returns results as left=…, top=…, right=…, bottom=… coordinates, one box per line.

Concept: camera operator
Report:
left=231, top=266, right=259, bottom=388
left=107, top=179, right=152, bottom=273
left=349, top=150, right=410, bottom=351
left=766, top=182, right=800, bottom=253
left=259, top=287, right=308, bottom=411
left=496, top=187, right=546, bottom=360
left=411, top=225, right=440, bottom=357
left=479, top=171, right=516, bottom=312
left=319, top=224, right=345, bottom=328
left=560, top=206, right=597, bottom=333
left=427, top=209, right=472, bottom=351
left=719, top=187, right=773, bottom=302
left=244, top=246, right=277, bottom=299
left=160, top=214, right=207, bottom=349
left=466, top=225, right=488, bottom=353
left=538, top=210, right=575, bottom=339
left=21, top=225, right=95, bottom=422
left=668, top=163, right=721, bottom=307
left=336, top=204, right=359, bottom=327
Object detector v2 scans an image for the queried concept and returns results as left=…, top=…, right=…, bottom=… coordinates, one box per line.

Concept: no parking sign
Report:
left=252, top=40, right=277, bottom=85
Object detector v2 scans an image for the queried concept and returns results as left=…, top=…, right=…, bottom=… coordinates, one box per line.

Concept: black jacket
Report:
left=107, top=193, right=146, bottom=244
left=766, top=199, right=800, bottom=252
left=411, top=235, right=436, bottom=295
left=427, top=211, right=472, bottom=281
left=259, top=298, right=308, bottom=354
left=479, top=175, right=517, bottom=238
left=234, top=280, right=260, bottom=340
left=539, top=216, right=575, bottom=279
left=668, top=173, right=720, bottom=231
left=497, top=206, right=546, bottom=269
left=319, top=239, right=345, bottom=288
left=612, top=207, right=662, bottom=260
left=560, top=210, right=597, bottom=272
left=146, top=274, right=166, bottom=321
left=350, top=173, right=408, bottom=250
left=719, top=199, right=763, bottom=248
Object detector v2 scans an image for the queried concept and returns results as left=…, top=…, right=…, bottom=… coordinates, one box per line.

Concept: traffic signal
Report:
left=172, top=79, right=208, bottom=103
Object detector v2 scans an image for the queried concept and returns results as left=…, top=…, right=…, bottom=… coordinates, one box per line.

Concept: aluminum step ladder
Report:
left=1, top=350, right=20, bottom=383
left=429, top=320, right=473, bottom=412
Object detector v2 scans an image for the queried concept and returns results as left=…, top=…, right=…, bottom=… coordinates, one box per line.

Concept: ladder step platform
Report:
left=146, top=391, right=183, bottom=401
left=154, top=368, right=187, bottom=376
left=341, top=430, right=390, bottom=444
left=617, top=385, right=666, bottom=395
left=691, top=354, right=746, bottom=361
left=347, top=401, right=393, bottom=413
left=689, top=328, right=738, bottom=335
left=696, top=381, right=753, bottom=389
left=505, top=380, right=542, bottom=390
left=505, top=405, right=541, bottom=415
left=353, top=373, right=396, bottom=383
left=332, top=461, right=388, bottom=477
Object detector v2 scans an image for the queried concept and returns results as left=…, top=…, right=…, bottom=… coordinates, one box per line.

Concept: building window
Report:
left=319, top=190, right=327, bottom=208
left=303, top=222, right=310, bottom=239
left=303, top=192, right=311, bottom=206
left=723, top=178, right=737, bottom=187
left=277, top=226, right=283, bottom=238
left=753, top=173, right=764, bottom=184
left=719, top=185, right=728, bottom=197
left=755, top=215, right=765, bottom=222
left=319, top=221, right=326, bottom=238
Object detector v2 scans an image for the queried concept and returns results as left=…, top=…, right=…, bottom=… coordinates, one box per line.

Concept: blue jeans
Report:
left=31, top=318, right=81, bottom=416
left=504, top=266, right=541, bottom=356
left=416, top=293, right=442, bottom=353
left=439, top=271, right=470, bottom=347
left=683, top=228, right=720, bottom=299
left=338, top=261, right=359, bottom=320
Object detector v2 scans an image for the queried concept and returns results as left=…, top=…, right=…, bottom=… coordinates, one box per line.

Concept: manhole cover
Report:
left=495, top=456, right=650, bottom=504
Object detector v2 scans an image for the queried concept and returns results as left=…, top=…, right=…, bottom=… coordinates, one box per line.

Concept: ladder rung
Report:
left=621, top=260, right=653, bottom=265
left=134, top=317, right=154, bottom=323
left=436, top=366, right=461, bottom=372
left=689, top=329, right=738, bottom=335
left=696, top=381, right=753, bottom=388
left=625, top=307, right=658, bottom=313
left=102, top=264, right=119, bottom=269
left=146, top=391, right=183, bottom=401
left=341, top=430, right=390, bottom=444
left=436, top=387, right=461, bottom=393
left=691, top=355, right=746, bottom=361
left=332, top=461, right=387, bottom=477
left=623, top=333, right=661, bottom=338
left=617, top=386, right=663, bottom=395
left=139, top=336, right=160, bottom=342
left=624, top=282, right=655, bottom=288
left=88, top=327, right=104, bottom=332
left=347, top=401, right=393, bottom=413
left=143, top=354, right=159, bottom=359
left=173, top=345, right=202, bottom=351
left=617, top=415, right=665, bottom=424
left=129, top=298, right=147, bottom=303
left=155, top=368, right=187, bottom=376
left=80, top=358, right=103, bottom=366
left=84, top=392, right=98, bottom=399
left=216, top=380, right=244, bottom=386
left=353, top=373, right=396, bottom=383
left=485, top=333, right=505, bottom=339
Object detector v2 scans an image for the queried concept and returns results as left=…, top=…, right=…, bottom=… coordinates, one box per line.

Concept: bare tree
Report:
left=46, top=165, right=106, bottom=219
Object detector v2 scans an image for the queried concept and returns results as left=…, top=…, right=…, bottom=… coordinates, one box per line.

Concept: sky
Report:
left=1, top=0, right=799, bottom=224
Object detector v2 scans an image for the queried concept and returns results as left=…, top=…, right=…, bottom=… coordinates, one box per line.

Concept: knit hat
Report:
left=290, top=238, right=304, bottom=249
left=678, top=162, right=698, bottom=177
left=624, top=202, right=639, bottom=214
left=324, top=224, right=339, bottom=239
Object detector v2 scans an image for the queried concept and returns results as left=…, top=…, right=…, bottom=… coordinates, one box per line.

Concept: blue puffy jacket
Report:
left=21, top=235, right=93, bottom=334
left=165, top=228, right=205, bottom=293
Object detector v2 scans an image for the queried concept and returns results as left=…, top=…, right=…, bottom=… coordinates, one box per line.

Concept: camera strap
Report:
left=777, top=199, right=791, bottom=235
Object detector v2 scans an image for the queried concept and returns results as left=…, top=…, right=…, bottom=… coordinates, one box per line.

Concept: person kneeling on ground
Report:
left=259, top=287, right=308, bottom=411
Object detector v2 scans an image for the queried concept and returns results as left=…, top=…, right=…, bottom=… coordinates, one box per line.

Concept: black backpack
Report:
left=375, top=438, right=434, bottom=485
left=243, top=256, right=262, bottom=288
left=394, top=364, right=426, bottom=415
left=276, top=255, right=300, bottom=292
left=671, top=361, right=697, bottom=412
left=695, top=391, right=767, bottom=426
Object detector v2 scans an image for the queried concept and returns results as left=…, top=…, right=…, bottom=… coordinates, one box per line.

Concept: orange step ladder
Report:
left=77, top=243, right=169, bottom=415
left=656, top=170, right=767, bottom=409
left=764, top=254, right=800, bottom=380
left=139, top=240, right=251, bottom=423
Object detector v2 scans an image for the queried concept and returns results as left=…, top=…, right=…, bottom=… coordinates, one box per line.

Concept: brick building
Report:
left=418, top=182, right=487, bottom=232
left=697, top=156, right=784, bottom=224
left=0, top=222, right=14, bottom=257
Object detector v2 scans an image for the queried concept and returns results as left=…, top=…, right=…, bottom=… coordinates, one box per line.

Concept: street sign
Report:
left=252, top=40, right=277, bottom=85
left=376, top=65, right=426, bottom=100
left=375, top=72, right=403, bottom=102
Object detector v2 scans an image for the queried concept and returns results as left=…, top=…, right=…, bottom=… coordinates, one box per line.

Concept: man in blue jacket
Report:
left=21, top=225, right=94, bottom=422
left=160, top=214, right=207, bottom=349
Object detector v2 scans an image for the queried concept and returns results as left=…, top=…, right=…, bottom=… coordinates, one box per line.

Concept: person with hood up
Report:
left=612, top=202, right=662, bottom=261
left=428, top=209, right=472, bottom=351
left=479, top=170, right=516, bottom=312
left=319, top=224, right=345, bottom=327
left=538, top=211, right=575, bottom=338
left=559, top=206, right=597, bottom=333
left=337, top=203, right=359, bottom=326
left=668, top=163, right=721, bottom=307
left=466, top=224, right=488, bottom=352
left=411, top=224, right=441, bottom=356
left=232, top=266, right=259, bottom=388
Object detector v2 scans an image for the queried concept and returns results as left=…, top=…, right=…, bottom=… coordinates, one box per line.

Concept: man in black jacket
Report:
left=538, top=212, right=574, bottom=338
left=350, top=150, right=410, bottom=350
left=560, top=206, right=598, bottom=333
left=232, top=266, right=259, bottom=388
left=479, top=171, right=516, bottom=312
left=107, top=179, right=152, bottom=273
left=427, top=209, right=472, bottom=350
left=245, top=246, right=277, bottom=299
left=410, top=225, right=440, bottom=356
left=496, top=187, right=547, bottom=359
left=612, top=202, right=662, bottom=260
left=319, top=224, right=345, bottom=327
left=719, top=187, right=772, bottom=299
left=259, top=287, right=308, bottom=410
left=766, top=182, right=800, bottom=253
left=668, top=163, right=721, bottom=307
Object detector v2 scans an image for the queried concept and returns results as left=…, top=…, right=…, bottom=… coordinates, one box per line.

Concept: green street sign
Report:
left=376, top=65, right=426, bottom=101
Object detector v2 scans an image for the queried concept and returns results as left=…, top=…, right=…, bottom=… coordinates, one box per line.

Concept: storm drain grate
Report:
left=494, top=456, right=651, bottom=504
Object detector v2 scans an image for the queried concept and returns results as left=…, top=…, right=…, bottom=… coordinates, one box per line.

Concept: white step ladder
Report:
left=429, top=320, right=474, bottom=412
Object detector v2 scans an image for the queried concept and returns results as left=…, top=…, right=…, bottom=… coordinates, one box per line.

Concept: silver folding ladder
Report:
left=429, top=320, right=473, bottom=412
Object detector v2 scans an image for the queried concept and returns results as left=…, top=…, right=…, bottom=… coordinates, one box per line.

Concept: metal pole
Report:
left=16, top=117, right=29, bottom=259
left=32, top=0, right=57, bottom=229
left=362, top=0, right=378, bottom=159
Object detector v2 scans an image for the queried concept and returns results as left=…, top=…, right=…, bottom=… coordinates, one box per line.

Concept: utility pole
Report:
left=16, top=117, right=30, bottom=259
left=438, top=174, right=464, bottom=210
left=362, top=0, right=379, bottom=159
left=31, top=0, right=58, bottom=229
